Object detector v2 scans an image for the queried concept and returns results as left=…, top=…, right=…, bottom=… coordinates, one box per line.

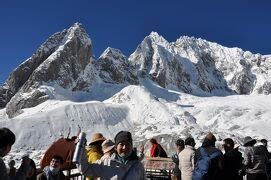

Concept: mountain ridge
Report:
left=0, top=23, right=270, bottom=118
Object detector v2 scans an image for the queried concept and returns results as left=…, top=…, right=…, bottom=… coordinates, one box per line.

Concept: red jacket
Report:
left=150, top=144, right=167, bottom=157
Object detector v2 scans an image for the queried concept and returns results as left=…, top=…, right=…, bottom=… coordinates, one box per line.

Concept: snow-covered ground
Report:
left=1, top=80, right=271, bottom=167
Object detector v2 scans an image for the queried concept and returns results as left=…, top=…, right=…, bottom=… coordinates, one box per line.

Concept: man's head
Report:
left=8, top=160, right=15, bottom=168
left=0, top=128, right=16, bottom=157
left=49, top=155, right=63, bottom=174
left=185, top=137, right=196, bottom=147
left=223, top=138, right=234, bottom=152
left=114, top=131, right=133, bottom=158
left=260, top=139, right=268, bottom=147
left=175, top=139, right=184, bottom=151
left=206, top=132, right=216, bottom=143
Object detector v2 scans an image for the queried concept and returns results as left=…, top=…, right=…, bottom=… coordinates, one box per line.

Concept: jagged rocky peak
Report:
left=0, top=30, right=68, bottom=108
left=3, top=23, right=95, bottom=118
left=129, top=32, right=194, bottom=91
left=97, top=47, right=138, bottom=84
left=99, top=47, right=126, bottom=61
left=174, top=36, right=269, bottom=94
left=30, top=22, right=92, bottom=88
left=130, top=33, right=271, bottom=95
left=128, top=32, right=171, bottom=78
left=148, top=32, right=169, bottom=46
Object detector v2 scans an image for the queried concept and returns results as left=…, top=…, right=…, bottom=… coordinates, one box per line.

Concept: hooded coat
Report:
left=194, top=138, right=223, bottom=180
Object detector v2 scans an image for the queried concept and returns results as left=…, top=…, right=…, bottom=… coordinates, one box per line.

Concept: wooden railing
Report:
left=142, top=157, right=175, bottom=179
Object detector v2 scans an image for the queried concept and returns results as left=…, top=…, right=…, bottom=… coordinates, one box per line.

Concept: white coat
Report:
left=178, top=145, right=195, bottom=180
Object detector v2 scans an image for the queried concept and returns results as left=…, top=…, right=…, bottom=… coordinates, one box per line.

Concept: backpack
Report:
left=192, top=147, right=222, bottom=180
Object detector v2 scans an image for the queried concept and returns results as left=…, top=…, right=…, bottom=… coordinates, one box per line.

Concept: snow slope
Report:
left=1, top=80, right=271, bottom=166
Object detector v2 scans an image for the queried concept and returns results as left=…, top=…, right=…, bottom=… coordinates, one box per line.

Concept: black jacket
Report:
left=220, top=147, right=243, bottom=180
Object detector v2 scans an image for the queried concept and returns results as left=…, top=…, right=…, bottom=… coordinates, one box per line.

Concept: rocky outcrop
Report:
left=129, top=33, right=271, bottom=95
left=96, top=47, right=138, bottom=84
left=5, top=23, right=93, bottom=118
left=128, top=32, right=192, bottom=93
left=0, top=30, right=67, bottom=108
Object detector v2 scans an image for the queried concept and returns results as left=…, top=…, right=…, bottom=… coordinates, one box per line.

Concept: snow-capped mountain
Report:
left=0, top=23, right=270, bottom=163
left=95, top=47, right=138, bottom=84
left=0, top=23, right=97, bottom=118
left=129, top=32, right=271, bottom=96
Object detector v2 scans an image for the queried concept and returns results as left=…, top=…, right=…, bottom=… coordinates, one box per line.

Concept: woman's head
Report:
left=150, top=138, right=157, bottom=144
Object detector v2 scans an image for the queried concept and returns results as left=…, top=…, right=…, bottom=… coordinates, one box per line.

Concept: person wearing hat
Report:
left=243, top=136, right=269, bottom=180
left=78, top=131, right=146, bottom=179
left=193, top=132, right=223, bottom=180
left=85, top=133, right=106, bottom=180
left=100, top=139, right=115, bottom=161
left=179, top=137, right=196, bottom=180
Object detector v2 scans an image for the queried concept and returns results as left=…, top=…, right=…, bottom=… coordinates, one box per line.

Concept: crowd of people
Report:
left=1, top=127, right=271, bottom=180
left=170, top=133, right=271, bottom=180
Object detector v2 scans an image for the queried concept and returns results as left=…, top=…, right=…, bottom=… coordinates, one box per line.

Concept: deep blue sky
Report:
left=1, top=0, right=271, bottom=85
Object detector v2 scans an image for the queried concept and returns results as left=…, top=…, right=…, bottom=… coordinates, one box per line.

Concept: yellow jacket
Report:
left=86, top=146, right=103, bottom=180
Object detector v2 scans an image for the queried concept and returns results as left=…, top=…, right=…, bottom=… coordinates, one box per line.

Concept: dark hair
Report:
left=150, top=138, right=157, bottom=144
left=0, top=128, right=16, bottom=148
left=28, top=159, right=37, bottom=179
left=260, top=139, right=267, bottom=144
left=52, top=155, right=64, bottom=164
left=8, top=160, right=15, bottom=167
left=29, top=159, right=36, bottom=170
left=176, top=139, right=184, bottom=148
left=224, top=138, right=234, bottom=148
left=185, top=137, right=195, bottom=146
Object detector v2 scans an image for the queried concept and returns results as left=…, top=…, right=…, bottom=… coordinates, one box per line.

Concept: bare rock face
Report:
left=251, top=55, right=271, bottom=94
left=0, top=30, right=67, bottom=108
left=4, top=23, right=93, bottom=118
left=129, top=33, right=271, bottom=95
left=0, top=87, right=13, bottom=108
left=128, top=32, right=192, bottom=93
left=96, top=47, right=138, bottom=84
